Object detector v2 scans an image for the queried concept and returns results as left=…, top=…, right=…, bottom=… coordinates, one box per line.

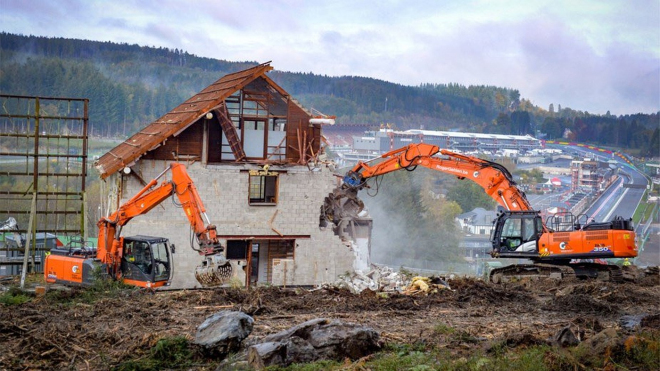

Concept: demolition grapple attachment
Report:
left=195, top=255, right=233, bottom=287
left=320, top=186, right=364, bottom=226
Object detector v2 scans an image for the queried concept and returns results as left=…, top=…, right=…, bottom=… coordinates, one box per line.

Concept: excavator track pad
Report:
left=195, top=255, right=233, bottom=287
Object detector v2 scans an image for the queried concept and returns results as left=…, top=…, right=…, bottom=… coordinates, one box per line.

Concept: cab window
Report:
left=125, top=241, right=152, bottom=274
left=501, top=218, right=522, bottom=249
left=152, top=241, right=171, bottom=281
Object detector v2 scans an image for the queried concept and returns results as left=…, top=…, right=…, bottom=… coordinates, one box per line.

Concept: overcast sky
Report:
left=1, top=0, right=659, bottom=115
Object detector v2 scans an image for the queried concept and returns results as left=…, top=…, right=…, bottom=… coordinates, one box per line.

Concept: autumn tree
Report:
left=446, top=180, right=496, bottom=214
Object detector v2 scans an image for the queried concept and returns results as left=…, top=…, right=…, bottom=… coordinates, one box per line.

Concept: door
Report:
left=250, top=243, right=260, bottom=286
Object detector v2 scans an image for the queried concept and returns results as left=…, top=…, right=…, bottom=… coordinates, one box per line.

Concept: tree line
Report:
left=0, top=32, right=657, bottom=156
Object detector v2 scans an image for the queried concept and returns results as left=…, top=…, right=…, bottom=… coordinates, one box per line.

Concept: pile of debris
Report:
left=333, top=266, right=454, bottom=296
left=333, top=265, right=408, bottom=293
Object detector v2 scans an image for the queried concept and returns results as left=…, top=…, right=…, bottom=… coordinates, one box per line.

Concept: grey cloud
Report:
left=1, top=0, right=657, bottom=114
left=374, top=14, right=659, bottom=114
left=144, top=23, right=184, bottom=47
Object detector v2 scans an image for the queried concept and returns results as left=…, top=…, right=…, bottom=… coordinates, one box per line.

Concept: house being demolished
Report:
left=95, top=62, right=371, bottom=289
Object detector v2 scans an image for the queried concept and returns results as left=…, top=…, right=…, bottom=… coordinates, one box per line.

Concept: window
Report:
left=226, top=240, right=249, bottom=259
left=249, top=174, right=278, bottom=204
left=501, top=218, right=522, bottom=250
left=124, top=241, right=152, bottom=275
left=151, top=241, right=170, bottom=281
left=501, top=218, right=521, bottom=238
left=522, top=218, right=536, bottom=242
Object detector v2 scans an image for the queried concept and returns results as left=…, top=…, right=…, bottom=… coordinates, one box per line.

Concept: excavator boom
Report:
left=344, top=143, right=532, bottom=211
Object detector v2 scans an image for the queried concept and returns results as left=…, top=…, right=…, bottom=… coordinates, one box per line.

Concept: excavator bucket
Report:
left=321, top=186, right=364, bottom=226
left=195, top=255, right=233, bottom=287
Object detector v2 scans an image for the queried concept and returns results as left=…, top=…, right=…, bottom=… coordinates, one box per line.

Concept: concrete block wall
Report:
left=113, top=160, right=356, bottom=289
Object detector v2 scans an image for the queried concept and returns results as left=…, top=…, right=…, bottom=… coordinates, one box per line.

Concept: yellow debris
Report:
left=412, top=278, right=429, bottom=292
left=404, top=276, right=452, bottom=296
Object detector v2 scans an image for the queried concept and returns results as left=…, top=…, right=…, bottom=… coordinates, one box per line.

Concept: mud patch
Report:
left=545, top=293, right=618, bottom=314
left=640, top=313, right=660, bottom=329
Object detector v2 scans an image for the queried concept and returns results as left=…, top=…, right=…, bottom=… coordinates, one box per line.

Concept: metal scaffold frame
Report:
left=0, top=94, right=89, bottom=284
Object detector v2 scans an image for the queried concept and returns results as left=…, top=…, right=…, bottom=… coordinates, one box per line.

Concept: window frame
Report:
left=248, top=173, right=279, bottom=205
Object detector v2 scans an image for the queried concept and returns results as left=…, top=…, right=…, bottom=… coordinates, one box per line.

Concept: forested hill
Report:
left=0, top=32, right=658, bottom=156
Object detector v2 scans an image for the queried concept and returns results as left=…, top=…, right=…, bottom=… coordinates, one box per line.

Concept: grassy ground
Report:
left=108, top=330, right=660, bottom=371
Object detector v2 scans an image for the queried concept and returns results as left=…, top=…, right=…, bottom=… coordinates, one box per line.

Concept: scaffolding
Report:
left=0, top=94, right=88, bottom=279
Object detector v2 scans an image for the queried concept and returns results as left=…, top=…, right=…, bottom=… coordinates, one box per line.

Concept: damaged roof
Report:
left=94, top=61, right=287, bottom=179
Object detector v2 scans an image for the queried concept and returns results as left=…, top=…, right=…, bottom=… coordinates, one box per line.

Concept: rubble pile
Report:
left=333, top=266, right=455, bottom=296
left=247, top=318, right=380, bottom=369
left=333, top=265, right=408, bottom=293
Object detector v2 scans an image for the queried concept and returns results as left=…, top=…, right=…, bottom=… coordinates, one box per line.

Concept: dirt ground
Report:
left=1, top=269, right=659, bottom=370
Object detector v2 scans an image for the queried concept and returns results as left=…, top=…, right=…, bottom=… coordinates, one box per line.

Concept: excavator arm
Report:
left=341, top=143, right=532, bottom=212
left=97, top=163, right=230, bottom=286
left=170, top=163, right=221, bottom=255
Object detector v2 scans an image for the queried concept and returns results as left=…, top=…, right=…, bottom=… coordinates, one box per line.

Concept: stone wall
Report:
left=111, top=160, right=356, bottom=289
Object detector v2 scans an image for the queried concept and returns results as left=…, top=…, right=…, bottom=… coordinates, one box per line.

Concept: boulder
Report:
left=554, top=326, right=580, bottom=347
left=194, top=310, right=254, bottom=356
left=581, top=328, right=620, bottom=356
left=248, top=318, right=380, bottom=369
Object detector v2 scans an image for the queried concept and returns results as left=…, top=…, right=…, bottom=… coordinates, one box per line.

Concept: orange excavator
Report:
left=44, top=163, right=232, bottom=288
left=322, top=143, right=638, bottom=282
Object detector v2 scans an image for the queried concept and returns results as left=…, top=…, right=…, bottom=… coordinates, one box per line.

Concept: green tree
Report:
left=446, top=180, right=496, bottom=214
left=511, top=110, right=531, bottom=135
left=490, top=113, right=511, bottom=134
left=419, top=176, right=463, bottom=263
left=646, top=127, right=660, bottom=157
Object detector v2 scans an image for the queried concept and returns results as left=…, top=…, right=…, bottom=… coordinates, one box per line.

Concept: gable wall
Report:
left=142, top=96, right=319, bottom=164
left=143, top=120, right=204, bottom=161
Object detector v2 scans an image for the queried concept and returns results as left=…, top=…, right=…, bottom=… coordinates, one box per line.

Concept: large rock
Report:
left=580, top=328, right=620, bottom=356
left=194, top=310, right=254, bottom=356
left=247, top=318, right=380, bottom=369
left=554, top=326, right=580, bottom=347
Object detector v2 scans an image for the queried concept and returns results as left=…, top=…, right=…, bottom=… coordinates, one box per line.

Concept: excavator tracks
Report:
left=489, top=264, right=576, bottom=284
left=489, top=263, right=627, bottom=284
left=567, top=263, right=623, bottom=282
left=489, top=263, right=659, bottom=285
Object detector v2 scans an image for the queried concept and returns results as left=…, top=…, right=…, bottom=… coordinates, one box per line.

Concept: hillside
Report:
left=0, top=33, right=657, bottom=155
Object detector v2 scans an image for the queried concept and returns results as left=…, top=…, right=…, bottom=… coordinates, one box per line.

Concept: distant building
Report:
left=647, top=163, right=660, bottom=185
left=456, top=207, right=497, bottom=236
left=351, top=129, right=542, bottom=157
left=570, top=159, right=616, bottom=193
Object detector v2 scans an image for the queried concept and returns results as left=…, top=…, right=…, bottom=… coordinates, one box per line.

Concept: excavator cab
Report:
left=120, top=236, right=173, bottom=288
left=491, top=211, right=544, bottom=258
